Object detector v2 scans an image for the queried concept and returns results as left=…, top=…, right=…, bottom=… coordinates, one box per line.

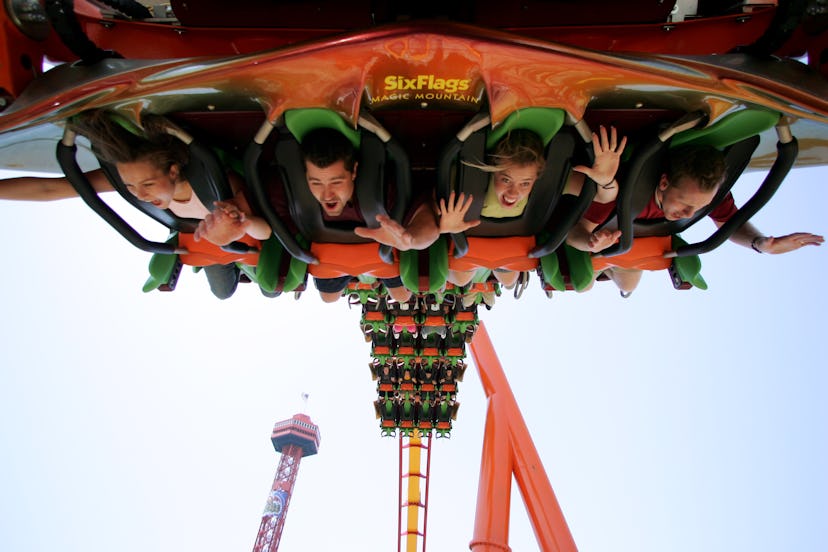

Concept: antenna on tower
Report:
left=300, top=392, right=309, bottom=412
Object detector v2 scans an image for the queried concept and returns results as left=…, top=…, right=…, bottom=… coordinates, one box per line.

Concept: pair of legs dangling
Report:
left=203, top=264, right=281, bottom=299
left=580, top=266, right=642, bottom=297
left=314, top=275, right=412, bottom=304
left=447, top=268, right=520, bottom=289
left=448, top=268, right=519, bottom=308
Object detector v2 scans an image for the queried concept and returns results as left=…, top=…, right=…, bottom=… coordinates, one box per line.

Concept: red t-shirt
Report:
left=583, top=191, right=738, bottom=225
left=637, top=191, right=738, bottom=223
left=583, top=200, right=615, bottom=224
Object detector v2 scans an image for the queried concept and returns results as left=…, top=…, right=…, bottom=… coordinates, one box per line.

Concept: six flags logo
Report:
left=383, top=74, right=472, bottom=94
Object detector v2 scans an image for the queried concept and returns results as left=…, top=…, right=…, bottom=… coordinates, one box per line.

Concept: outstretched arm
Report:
left=353, top=214, right=413, bottom=250
left=0, top=169, right=113, bottom=201
left=437, top=191, right=481, bottom=234
left=354, top=201, right=440, bottom=251
left=565, top=126, right=626, bottom=252
left=719, top=220, right=824, bottom=254
left=355, top=188, right=482, bottom=250
left=569, top=125, right=627, bottom=203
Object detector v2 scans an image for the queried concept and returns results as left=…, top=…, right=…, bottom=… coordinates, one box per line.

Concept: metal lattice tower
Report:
left=252, top=413, right=321, bottom=552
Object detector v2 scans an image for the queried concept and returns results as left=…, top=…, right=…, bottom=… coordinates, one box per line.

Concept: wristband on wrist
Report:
left=751, top=236, right=766, bottom=253
left=599, top=178, right=617, bottom=190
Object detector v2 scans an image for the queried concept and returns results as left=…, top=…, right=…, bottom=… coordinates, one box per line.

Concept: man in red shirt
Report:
left=567, top=145, right=824, bottom=295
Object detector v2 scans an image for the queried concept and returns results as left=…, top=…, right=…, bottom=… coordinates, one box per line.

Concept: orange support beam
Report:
left=470, top=398, right=513, bottom=552
left=468, top=322, right=578, bottom=552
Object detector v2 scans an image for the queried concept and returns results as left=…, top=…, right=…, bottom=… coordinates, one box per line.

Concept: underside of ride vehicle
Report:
left=1, top=0, right=826, bottom=352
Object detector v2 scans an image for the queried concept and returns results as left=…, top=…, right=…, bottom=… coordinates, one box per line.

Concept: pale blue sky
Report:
left=0, top=165, right=825, bottom=551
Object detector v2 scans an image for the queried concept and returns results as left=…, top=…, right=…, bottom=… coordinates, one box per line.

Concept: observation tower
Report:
left=252, top=413, right=321, bottom=552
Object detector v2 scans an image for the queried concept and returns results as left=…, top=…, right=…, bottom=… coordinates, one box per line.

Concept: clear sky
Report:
left=0, top=164, right=825, bottom=552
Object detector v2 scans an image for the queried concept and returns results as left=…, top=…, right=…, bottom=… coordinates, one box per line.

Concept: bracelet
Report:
left=751, top=236, right=765, bottom=253
left=599, top=178, right=617, bottom=190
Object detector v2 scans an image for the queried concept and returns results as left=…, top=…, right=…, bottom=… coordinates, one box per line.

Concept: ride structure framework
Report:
left=359, top=280, right=575, bottom=551
left=0, top=3, right=825, bottom=551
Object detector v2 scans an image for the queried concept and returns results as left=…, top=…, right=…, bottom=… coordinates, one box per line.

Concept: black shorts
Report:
left=313, top=275, right=404, bottom=294
left=313, top=275, right=353, bottom=294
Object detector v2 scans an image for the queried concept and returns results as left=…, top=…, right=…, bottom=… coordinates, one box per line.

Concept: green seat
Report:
left=671, top=108, right=780, bottom=150
left=399, top=239, right=450, bottom=294
left=143, top=233, right=182, bottom=292
left=537, top=244, right=593, bottom=293
left=285, top=108, right=361, bottom=148
left=486, top=107, right=566, bottom=150
left=538, top=248, right=565, bottom=292
left=564, top=245, right=594, bottom=292
left=254, top=236, right=307, bottom=293
left=671, top=235, right=707, bottom=290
